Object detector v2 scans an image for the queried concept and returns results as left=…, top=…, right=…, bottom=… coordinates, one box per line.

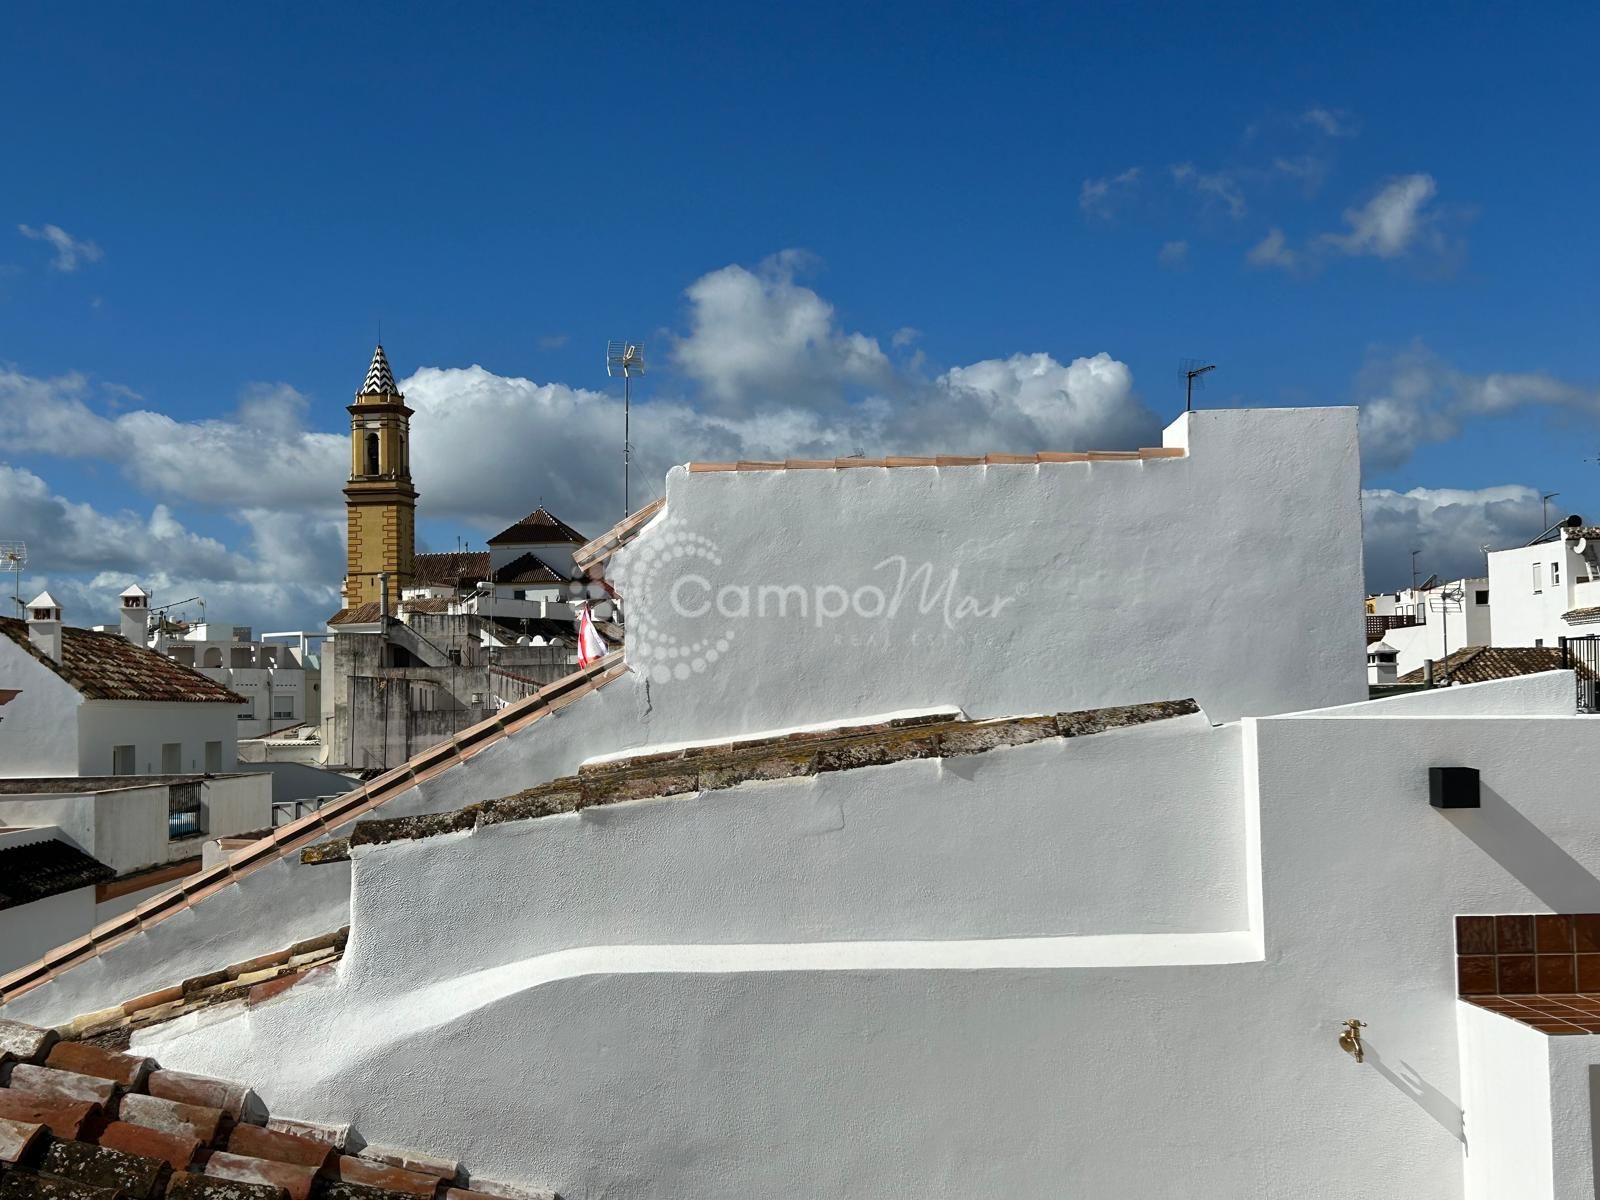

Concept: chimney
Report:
left=1423, top=659, right=1435, bottom=687
left=25, top=591, right=63, bottom=664
left=119, top=584, right=151, bottom=646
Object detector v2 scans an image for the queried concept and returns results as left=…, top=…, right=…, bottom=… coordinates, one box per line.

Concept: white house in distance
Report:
left=1366, top=577, right=1493, bottom=679
left=0, top=589, right=272, bottom=972
left=11, top=407, right=1600, bottom=1198
left=1487, top=521, right=1600, bottom=648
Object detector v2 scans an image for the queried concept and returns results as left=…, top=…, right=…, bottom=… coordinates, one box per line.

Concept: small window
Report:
left=365, top=431, right=381, bottom=475
left=161, top=743, right=181, bottom=773
left=112, top=745, right=135, bottom=776
left=273, top=701, right=294, bottom=719
left=512, top=589, right=526, bottom=601
left=1533, top=563, right=1543, bottom=592
left=1552, top=562, right=1561, bottom=586
left=1536, top=638, right=1545, bottom=648
left=1475, top=589, right=1489, bottom=605
left=204, top=741, right=222, bottom=773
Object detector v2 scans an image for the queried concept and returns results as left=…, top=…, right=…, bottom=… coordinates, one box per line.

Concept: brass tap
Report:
left=1339, top=1019, right=1367, bottom=1063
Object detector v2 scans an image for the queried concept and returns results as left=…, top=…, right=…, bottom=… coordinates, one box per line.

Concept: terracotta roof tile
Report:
left=485, top=506, right=587, bottom=547
left=1564, top=606, right=1600, bottom=622
left=0, top=619, right=244, bottom=704
left=0, top=1010, right=557, bottom=1200
left=326, top=605, right=382, bottom=627
left=1395, top=645, right=1593, bottom=685
left=410, top=553, right=490, bottom=590
left=489, top=553, right=569, bottom=587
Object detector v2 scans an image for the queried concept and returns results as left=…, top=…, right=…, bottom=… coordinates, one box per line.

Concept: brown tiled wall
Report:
left=1455, top=914, right=1600, bottom=995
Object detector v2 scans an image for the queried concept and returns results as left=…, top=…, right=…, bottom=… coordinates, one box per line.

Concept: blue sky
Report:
left=2, top=2, right=1598, bottom=629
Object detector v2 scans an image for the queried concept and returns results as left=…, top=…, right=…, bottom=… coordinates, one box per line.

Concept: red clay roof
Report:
left=485, top=506, right=587, bottom=547
left=0, top=839, right=115, bottom=912
left=0, top=619, right=244, bottom=704
left=1395, top=645, right=1592, bottom=685
left=491, top=553, right=569, bottom=586
left=411, top=552, right=490, bottom=589
left=0, top=991, right=548, bottom=1198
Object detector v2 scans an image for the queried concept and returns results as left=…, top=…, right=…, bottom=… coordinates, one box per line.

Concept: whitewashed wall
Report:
left=1457, top=1002, right=1555, bottom=1198
left=77, top=701, right=239, bottom=776
left=0, top=639, right=82, bottom=776
left=610, top=407, right=1365, bottom=735
left=143, top=686, right=1600, bottom=1199
left=1488, top=540, right=1592, bottom=648
left=0, top=888, right=95, bottom=976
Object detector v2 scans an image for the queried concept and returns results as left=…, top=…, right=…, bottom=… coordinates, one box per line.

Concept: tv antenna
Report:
left=605, top=340, right=646, bottom=518
left=1182, top=360, right=1216, bottom=413
left=1543, top=492, right=1560, bottom=531
left=0, top=544, right=25, bottom=617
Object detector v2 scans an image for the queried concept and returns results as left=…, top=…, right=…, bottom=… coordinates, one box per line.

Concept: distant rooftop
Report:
left=0, top=617, right=245, bottom=704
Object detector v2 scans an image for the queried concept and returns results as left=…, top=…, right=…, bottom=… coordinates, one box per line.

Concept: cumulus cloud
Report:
left=17, top=223, right=102, bottom=272
left=1079, top=168, right=1141, bottom=219
left=1319, top=173, right=1439, bottom=259
left=1360, top=485, right=1542, bottom=590
left=1355, top=342, right=1600, bottom=473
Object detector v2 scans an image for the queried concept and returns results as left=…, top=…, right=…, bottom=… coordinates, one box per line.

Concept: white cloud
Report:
left=1158, top=240, right=1189, bottom=270
left=1079, top=168, right=1141, bottom=219
left=1355, top=342, right=1600, bottom=473
left=1360, top=485, right=1541, bottom=590
left=1301, top=107, right=1356, bottom=138
left=1246, top=228, right=1297, bottom=270
left=1272, top=155, right=1328, bottom=194
left=17, top=224, right=103, bottom=272
left=671, top=251, right=893, bottom=411
left=1319, top=173, right=1439, bottom=259
left=891, top=327, right=921, bottom=349
left=1171, top=163, right=1246, bottom=218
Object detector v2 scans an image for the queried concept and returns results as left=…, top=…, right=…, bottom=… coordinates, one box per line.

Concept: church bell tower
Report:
left=342, top=344, right=418, bottom=608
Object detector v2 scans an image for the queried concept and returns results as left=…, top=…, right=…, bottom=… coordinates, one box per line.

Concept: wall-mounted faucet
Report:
left=1339, top=1019, right=1367, bottom=1063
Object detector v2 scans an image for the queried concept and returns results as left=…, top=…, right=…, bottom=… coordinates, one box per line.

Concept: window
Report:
left=1536, top=638, right=1545, bottom=647
left=273, top=701, right=294, bottom=719
left=204, top=741, right=222, bottom=773
left=112, top=745, right=135, bottom=776
left=1552, top=562, right=1561, bottom=586
left=1475, top=589, right=1489, bottom=605
left=168, top=782, right=204, bottom=839
left=365, top=431, right=381, bottom=475
left=1533, top=563, right=1543, bottom=592
left=161, top=743, right=181, bottom=773
left=512, top=589, right=526, bottom=601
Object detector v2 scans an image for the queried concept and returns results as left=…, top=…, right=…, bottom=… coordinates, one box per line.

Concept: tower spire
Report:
left=359, top=344, right=400, bottom=398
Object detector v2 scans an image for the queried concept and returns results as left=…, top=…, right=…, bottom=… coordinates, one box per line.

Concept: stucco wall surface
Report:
left=609, top=407, right=1365, bottom=736
left=1456, top=1001, right=1554, bottom=1198
left=77, top=701, right=239, bottom=776
left=140, top=698, right=1600, bottom=1199
left=0, top=639, right=82, bottom=776
left=1300, top=670, right=1578, bottom=717
left=342, top=714, right=1243, bottom=990
left=0, top=889, right=94, bottom=976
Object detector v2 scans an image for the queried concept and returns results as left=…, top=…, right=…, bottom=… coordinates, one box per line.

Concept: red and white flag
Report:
left=576, top=602, right=608, bottom=668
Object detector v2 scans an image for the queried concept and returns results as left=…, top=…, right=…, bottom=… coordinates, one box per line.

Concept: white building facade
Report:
left=1487, top=527, right=1600, bottom=649
left=1367, top=578, right=1493, bottom=678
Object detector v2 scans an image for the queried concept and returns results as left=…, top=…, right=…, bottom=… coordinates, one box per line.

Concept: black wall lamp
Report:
left=1430, top=766, right=1480, bottom=809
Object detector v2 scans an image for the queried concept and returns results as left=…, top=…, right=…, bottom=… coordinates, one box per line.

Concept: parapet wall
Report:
left=610, top=406, right=1365, bottom=736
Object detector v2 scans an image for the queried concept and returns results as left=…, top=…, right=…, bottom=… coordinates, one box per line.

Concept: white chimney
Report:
left=26, top=590, right=63, bottom=664
left=119, top=584, right=151, bottom=646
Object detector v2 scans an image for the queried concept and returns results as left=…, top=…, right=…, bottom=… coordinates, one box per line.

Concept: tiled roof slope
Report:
left=0, top=1010, right=556, bottom=1200
left=1564, top=606, right=1600, bottom=623
left=0, top=842, right=115, bottom=912
left=485, top=507, right=587, bottom=548
left=410, top=553, right=490, bottom=590
left=572, top=447, right=1185, bottom=571
left=0, top=620, right=244, bottom=705
left=1395, top=645, right=1593, bottom=685
left=327, top=698, right=1203, bottom=855
left=489, top=554, right=568, bottom=587
left=357, top=344, right=399, bottom=397
left=0, top=654, right=626, bottom=1006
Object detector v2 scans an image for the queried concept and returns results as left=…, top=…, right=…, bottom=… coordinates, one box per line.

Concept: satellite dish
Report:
left=1578, top=538, right=1589, bottom=555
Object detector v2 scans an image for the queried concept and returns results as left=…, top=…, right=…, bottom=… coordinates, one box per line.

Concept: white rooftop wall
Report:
left=143, top=689, right=1600, bottom=1198
left=611, top=407, right=1365, bottom=733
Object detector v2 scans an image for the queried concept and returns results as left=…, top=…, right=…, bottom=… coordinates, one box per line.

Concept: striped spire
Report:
left=359, top=344, right=399, bottom=397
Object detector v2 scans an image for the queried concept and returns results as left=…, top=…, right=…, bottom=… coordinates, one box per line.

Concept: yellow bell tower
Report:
left=342, top=344, right=418, bottom=608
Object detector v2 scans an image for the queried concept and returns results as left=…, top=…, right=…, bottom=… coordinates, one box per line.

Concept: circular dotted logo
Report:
left=615, top=516, right=735, bottom=684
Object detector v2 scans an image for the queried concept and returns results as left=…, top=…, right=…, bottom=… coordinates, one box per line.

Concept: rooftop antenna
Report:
left=606, top=340, right=646, bottom=518
left=1410, top=548, right=1421, bottom=594
left=1543, top=492, right=1560, bottom=532
left=0, top=543, right=25, bottom=617
left=1182, top=360, right=1216, bottom=413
